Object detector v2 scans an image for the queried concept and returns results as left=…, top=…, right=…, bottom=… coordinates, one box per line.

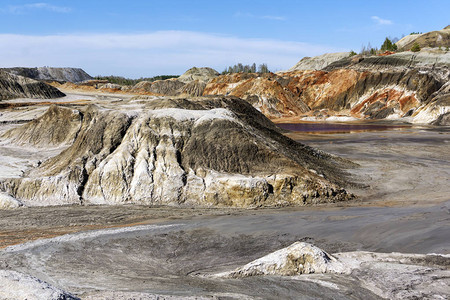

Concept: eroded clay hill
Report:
left=0, top=97, right=353, bottom=208
left=1, top=67, right=93, bottom=83
left=0, top=70, right=65, bottom=100
left=203, top=52, right=450, bottom=123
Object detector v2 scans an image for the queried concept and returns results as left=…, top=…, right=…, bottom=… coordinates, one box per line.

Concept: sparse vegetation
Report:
left=411, top=42, right=421, bottom=52
left=410, top=32, right=422, bottom=35
left=360, top=43, right=378, bottom=55
left=93, top=75, right=179, bottom=86
left=380, top=37, right=398, bottom=52
left=349, top=50, right=357, bottom=57
left=221, top=63, right=270, bottom=74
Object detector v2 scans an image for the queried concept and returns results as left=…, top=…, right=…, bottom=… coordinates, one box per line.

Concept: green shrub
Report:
left=349, top=50, right=357, bottom=57
left=411, top=42, right=421, bottom=52
left=360, top=43, right=378, bottom=55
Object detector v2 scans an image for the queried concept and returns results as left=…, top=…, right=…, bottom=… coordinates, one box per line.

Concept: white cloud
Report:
left=3, top=3, right=71, bottom=14
left=0, top=31, right=343, bottom=77
left=234, top=12, right=286, bottom=21
left=371, top=16, right=393, bottom=25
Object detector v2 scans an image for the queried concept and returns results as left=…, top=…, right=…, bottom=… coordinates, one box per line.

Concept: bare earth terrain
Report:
left=0, top=91, right=449, bottom=299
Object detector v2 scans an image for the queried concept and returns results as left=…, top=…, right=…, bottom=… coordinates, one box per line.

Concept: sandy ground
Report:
left=0, top=93, right=449, bottom=299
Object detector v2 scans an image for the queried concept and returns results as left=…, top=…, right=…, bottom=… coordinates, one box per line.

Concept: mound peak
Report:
left=178, top=67, right=219, bottom=83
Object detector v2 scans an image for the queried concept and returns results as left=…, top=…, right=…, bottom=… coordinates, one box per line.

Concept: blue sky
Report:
left=0, top=0, right=448, bottom=77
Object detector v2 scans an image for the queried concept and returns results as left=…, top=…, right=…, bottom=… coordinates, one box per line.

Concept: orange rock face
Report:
left=204, top=73, right=309, bottom=117
left=202, top=69, right=435, bottom=121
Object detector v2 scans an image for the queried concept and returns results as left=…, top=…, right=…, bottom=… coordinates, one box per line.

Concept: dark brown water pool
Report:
left=276, top=122, right=410, bottom=134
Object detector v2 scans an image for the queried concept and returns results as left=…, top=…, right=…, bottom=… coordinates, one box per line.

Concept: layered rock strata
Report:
left=0, top=97, right=353, bottom=207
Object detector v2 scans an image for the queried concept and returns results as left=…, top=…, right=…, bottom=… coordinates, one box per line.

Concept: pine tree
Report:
left=380, top=37, right=397, bottom=51
left=258, top=63, right=269, bottom=73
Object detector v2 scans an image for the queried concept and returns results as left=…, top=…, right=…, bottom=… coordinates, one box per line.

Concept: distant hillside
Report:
left=396, top=26, right=450, bottom=50
left=178, top=67, right=219, bottom=83
left=1, top=67, right=92, bottom=83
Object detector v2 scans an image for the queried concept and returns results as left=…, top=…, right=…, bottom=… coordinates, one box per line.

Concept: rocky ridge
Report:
left=287, top=52, right=351, bottom=71
left=0, top=70, right=65, bottom=100
left=203, top=51, right=450, bottom=123
left=0, top=97, right=353, bottom=208
left=2, top=67, right=93, bottom=83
